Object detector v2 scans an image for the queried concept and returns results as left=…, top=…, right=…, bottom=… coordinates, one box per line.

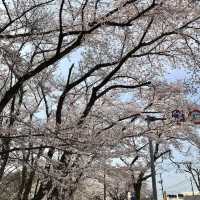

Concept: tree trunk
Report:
left=22, top=170, right=35, bottom=200
left=0, top=139, right=10, bottom=181
left=134, top=182, right=142, bottom=200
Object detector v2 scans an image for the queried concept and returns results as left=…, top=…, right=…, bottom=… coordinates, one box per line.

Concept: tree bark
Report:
left=134, top=182, right=142, bottom=200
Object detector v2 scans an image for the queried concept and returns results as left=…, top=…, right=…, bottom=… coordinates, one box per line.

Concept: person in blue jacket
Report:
left=131, top=192, right=136, bottom=200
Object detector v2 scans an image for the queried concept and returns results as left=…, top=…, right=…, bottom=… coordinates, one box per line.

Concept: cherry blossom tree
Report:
left=0, top=0, right=200, bottom=199
left=101, top=82, right=197, bottom=200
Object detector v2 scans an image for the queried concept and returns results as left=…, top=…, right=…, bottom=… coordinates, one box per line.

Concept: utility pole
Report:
left=146, top=115, right=166, bottom=200
left=159, top=173, right=164, bottom=198
left=149, top=137, right=158, bottom=200
left=190, top=177, right=194, bottom=196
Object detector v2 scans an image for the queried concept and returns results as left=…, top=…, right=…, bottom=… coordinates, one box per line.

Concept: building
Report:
left=165, top=192, right=200, bottom=200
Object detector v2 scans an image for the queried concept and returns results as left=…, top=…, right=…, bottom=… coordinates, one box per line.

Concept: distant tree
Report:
left=180, top=162, right=200, bottom=192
